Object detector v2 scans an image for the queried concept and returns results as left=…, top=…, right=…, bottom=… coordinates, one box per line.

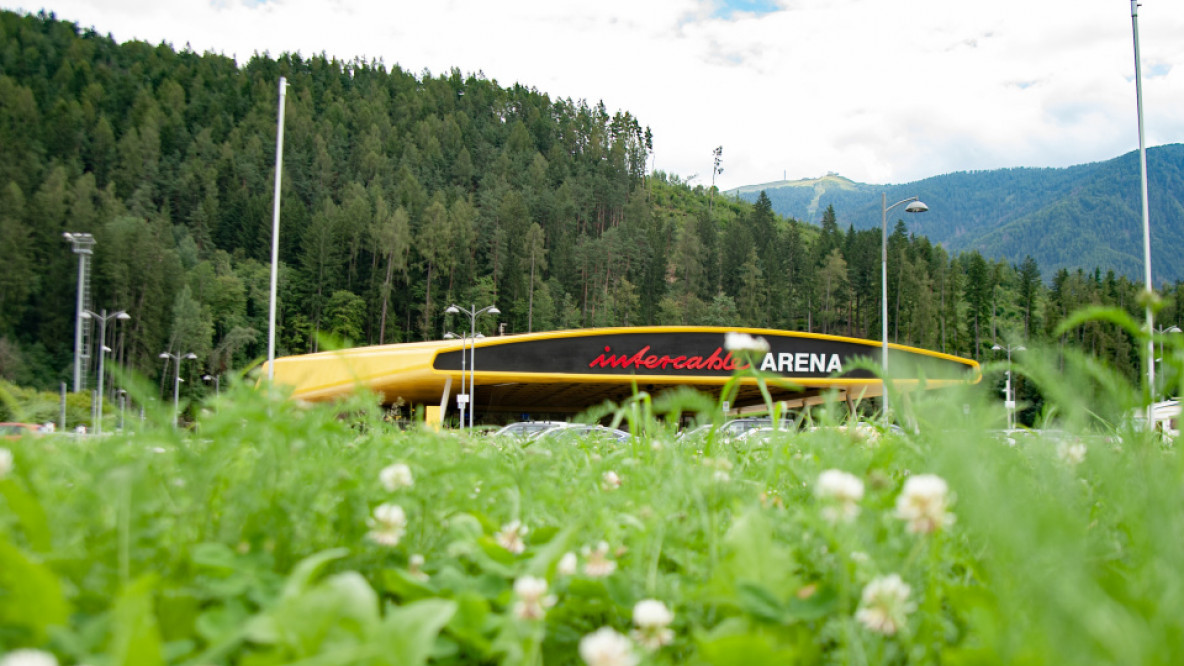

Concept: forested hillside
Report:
left=732, top=145, right=1184, bottom=281
left=1, top=10, right=1179, bottom=408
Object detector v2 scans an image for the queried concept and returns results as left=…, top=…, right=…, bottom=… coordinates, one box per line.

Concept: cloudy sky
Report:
left=7, top=0, right=1184, bottom=189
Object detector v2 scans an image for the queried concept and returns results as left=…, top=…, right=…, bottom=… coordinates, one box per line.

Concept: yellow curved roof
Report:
left=261, top=326, right=979, bottom=412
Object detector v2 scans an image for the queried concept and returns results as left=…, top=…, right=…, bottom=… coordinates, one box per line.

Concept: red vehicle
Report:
left=0, top=422, right=43, bottom=440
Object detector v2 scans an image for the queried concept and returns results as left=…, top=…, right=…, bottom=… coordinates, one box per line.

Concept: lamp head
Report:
left=991, top=344, right=1003, bottom=351
left=905, top=201, right=928, bottom=214
left=101, top=345, right=112, bottom=353
left=202, top=374, right=213, bottom=381
left=1015, top=346, right=1026, bottom=352
left=80, top=311, right=92, bottom=320
left=487, top=306, right=500, bottom=315
left=159, top=352, right=170, bottom=359
left=444, top=332, right=458, bottom=339
left=184, top=353, right=198, bottom=360
left=444, top=305, right=460, bottom=314
left=1169, top=326, right=1182, bottom=334
left=474, top=332, right=486, bottom=339
left=116, top=312, right=131, bottom=320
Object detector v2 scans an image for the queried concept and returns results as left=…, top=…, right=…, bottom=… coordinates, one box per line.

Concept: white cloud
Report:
left=9, top=0, right=1184, bottom=188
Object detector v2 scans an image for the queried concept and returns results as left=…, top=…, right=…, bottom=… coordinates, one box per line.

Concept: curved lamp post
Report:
left=444, top=304, right=499, bottom=429
left=81, top=308, right=130, bottom=435
left=991, top=343, right=1025, bottom=430
left=160, top=351, right=198, bottom=428
left=881, top=194, right=928, bottom=419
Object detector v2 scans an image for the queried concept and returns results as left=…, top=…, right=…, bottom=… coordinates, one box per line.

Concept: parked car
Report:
left=678, top=416, right=797, bottom=442
left=0, top=422, right=44, bottom=440
left=492, top=421, right=568, bottom=439
left=531, top=424, right=631, bottom=445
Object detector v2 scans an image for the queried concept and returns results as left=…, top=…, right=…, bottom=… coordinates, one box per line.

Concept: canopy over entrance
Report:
left=261, top=327, right=979, bottom=414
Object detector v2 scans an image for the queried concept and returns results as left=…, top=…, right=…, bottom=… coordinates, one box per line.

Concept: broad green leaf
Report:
left=0, top=479, right=52, bottom=552
left=0, top=539, right=70, bottom=642
left=109, top=575, right=164, bottom=666
left=375, top=598, right=457, bottom=666
left=279, top=548, right=350, bottom=601
left=190, top=542, right=238, bottom=573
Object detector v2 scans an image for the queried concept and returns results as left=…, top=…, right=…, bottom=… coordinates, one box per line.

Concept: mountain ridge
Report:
left=728, top=145, right=1184, bottom=282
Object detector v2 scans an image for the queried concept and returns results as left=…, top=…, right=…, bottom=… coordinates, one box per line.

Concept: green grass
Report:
left=3, top=328, right=1184, bottom=665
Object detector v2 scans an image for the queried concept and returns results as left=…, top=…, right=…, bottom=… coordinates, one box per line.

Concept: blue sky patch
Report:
left=712, top=0, right=781, bottom=20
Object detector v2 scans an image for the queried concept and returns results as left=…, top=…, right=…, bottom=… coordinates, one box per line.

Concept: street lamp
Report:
left=160, top=351, right=198, bottom=428
left=81, top=308, right=130, bottom=435
left=881, top=194, right=928, bottom=419
left=992, top=343, right=1026, bottom=430
left=117, top=389, right=128, bottom=431
left=202, top=373, right=221, bottom=397
left=202, top=374, right=221, bottom=413
left=444, top=332, right=468, bottom=427
left=443, top=304, right=500, bottom=429
left=63, top=232, right=95, bottom=392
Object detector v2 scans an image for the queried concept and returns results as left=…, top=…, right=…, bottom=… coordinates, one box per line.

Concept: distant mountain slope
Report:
left=730, top=144, right=1184, bottom=282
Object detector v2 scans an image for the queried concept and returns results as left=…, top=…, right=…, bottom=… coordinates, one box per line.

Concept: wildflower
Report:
left=1057, top=441, right=1087, bottom=465
left=713, top=470, right=731, bottom=482
left=583, top=541, right=617, bottom=577
left=558, top=551, right=579, bottom=576
left=0, top=447, right=12, bottom=479
left=894, top=474, right=955, bottom=534
left=512, top=575, right=557, bottom=620
left=579, top=626, right=638, bottom=666
left=379, top=462, right=414, bottom=491
left=815, top=469, right=864, bottom=523
left=855, top=574, right=915, bottom=635
left=724, top=331, right=770, bottom=353
left=366, top=503, right=407, bottom=546
left=602, top=470, right=622, bottom=490
left=408, top=553, right=428, bottom=581
left=0, top=649, right=59, bottom=666
left=495, top=520, right=528, bottom=554
left=631, top=599, right=675, bottom=649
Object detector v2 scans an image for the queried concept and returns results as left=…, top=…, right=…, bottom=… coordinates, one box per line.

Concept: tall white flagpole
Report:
left=268, top=76, right=288, bottom=381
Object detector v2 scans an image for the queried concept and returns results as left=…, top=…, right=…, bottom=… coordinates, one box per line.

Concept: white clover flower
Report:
left=512, top=575, right=557, bottom=620
left=602, top=470, right=622, bottom=490
left=1057, top=441, right=1087, bottom=465
left=855, top=574, right=915, bottom=636
left=379, top=462, right=414, bottom=491
left=0, top=649, right=59, bottom=666
left=0, top=447, right=12, bottom=479
left=558, top=551, right=579, bottom=576
left=579, top=626, right=639, bottom=666
left=713, top=470, right=731, bottom=483
left=366, top=503, right=407, bottom=546
left=631, top=599, right=675, bottom=649
left=815, top=469, right=865, bottom=524
left=583, top=541, right=617, bottom=578
left=495, top=520, right=528, bottom=554
left=894, top=474, right=955, bottom=534
left=408, top=553, right=428, bottom=581
left=724, top=331, right=770, bottom=353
